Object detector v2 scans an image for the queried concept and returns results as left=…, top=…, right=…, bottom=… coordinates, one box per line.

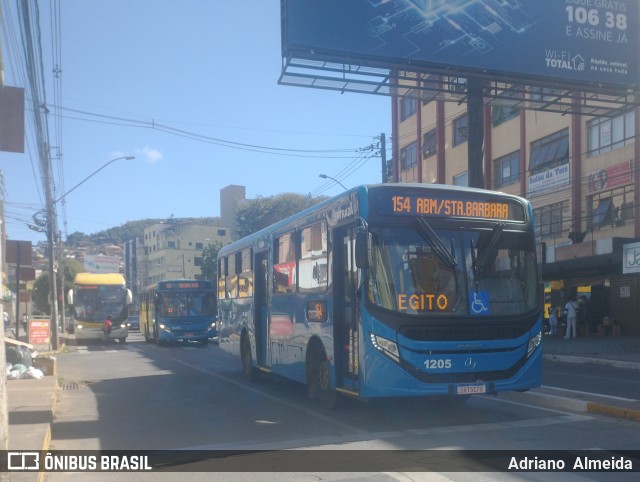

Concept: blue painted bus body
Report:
left=217, top=184, right=543, bottom=405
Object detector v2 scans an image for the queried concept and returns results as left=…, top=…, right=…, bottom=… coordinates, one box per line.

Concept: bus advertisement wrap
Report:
left=218, top=184, right=542, bottom=409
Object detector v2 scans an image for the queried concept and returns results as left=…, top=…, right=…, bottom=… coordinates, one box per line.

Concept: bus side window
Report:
left=274, top=232, right=296, bottom=293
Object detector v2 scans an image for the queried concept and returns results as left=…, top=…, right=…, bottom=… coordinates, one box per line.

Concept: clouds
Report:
left=136, top=147, right=163, bottom=164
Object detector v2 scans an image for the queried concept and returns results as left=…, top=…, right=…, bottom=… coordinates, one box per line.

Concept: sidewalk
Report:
left=505, top=334, right=640, bottom=421
left=3, top=333, right=640, bottom=481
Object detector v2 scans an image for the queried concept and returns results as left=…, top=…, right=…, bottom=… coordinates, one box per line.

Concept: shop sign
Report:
left=622, top=241, right=640, bottom=274
left=527, top=163, right=570, bottom=195
left=587, top=160, right=632, bottom=193
left=28, top=319, right=50, bottom=345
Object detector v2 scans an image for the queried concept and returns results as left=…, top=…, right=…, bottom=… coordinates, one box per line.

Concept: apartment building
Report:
left=392, top=81, right=640, bottom=336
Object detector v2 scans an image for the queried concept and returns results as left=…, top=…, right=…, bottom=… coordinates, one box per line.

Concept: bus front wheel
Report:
left=307, top=347, right=340, bottom=410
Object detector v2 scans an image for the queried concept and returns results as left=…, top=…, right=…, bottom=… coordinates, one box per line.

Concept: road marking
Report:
left=129, top=344, right=595, bottom=451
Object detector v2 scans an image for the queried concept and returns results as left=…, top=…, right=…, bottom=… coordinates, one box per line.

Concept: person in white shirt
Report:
left=564, top=296, right=578, bottom=339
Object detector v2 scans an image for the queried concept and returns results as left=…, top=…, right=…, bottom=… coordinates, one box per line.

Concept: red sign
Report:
left=587, top=161, right=632, bottom=193
left=29, top=319, right=51, bottom=345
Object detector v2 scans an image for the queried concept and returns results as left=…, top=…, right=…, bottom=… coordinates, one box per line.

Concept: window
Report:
left=587, top=110, right=635, bottom=156
left=534, top=201, right=569, bottom=239
left=400, top=142, right=418, bottom=170
left=453, top=115, right=468, bottom=146
left=194, top=257, right=203, bottom=267
left=529, top=129, right=569, bottom=171
left=492, top=91, right=520, bottom=126
left=588, top=185, right=634, bottom=230
left=592, top=198, right=614, bottom=227
left=453, top=172, right=468, bottom=187
left=299, top=222, right=328, bottom=293
left=422, top=129, right=436, bottom=158
left=218, top=257, right=228, bottom=300
left=218, top=229, right=226, bottom=236
left=530, top=87, right=563, bottom=103
left=400, top=97, right=417, bottom=121
left=238, top=248, right=253, bottom=298
left=167, top=241, right=176, bottom=249
left=493, top=151, right=520, bottom=188
left=274, top=233, right=296, bottom=293
left=195, top=242, right=203, bottom=250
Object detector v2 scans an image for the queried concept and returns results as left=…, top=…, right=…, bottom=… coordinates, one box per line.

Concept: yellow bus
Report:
left=67, top=273, right=133, bottom=342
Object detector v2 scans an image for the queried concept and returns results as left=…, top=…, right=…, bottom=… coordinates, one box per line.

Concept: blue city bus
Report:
left=217, top=184, right=542, bottom=408
left=139, top=279, right=217, bottom=345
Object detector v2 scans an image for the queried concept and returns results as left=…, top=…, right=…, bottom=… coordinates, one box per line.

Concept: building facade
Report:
left=393, top=79, right=640, bottom=336
left=137, top=220, right=231, bottom=290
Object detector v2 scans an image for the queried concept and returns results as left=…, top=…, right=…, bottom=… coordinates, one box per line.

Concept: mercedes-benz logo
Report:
left=465, top=358, right=477, bottom=369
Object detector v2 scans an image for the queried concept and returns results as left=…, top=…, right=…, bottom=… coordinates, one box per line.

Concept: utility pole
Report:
left=45, top=158, right=60, bottom=350
left=0, top=219, right=9, bottom=479
left=467, top=77, right=485, bottom=189
left=379, top=133, right=387, bottom=183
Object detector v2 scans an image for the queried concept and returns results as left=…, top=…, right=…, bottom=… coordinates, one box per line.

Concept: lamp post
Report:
left=53, top=155, right=135, bottom=204
left=46, top=155, right=134, bottom=349
left=319, top=173, right=347, bottom=191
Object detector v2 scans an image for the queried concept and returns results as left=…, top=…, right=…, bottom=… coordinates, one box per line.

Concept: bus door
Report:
left=254, top=250, right=269, bottom=367
left=333, top=225, right=360, bottom=392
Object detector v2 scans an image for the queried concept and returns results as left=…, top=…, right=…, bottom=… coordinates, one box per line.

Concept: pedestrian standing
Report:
left=549, top=306, right=558, bottom=336
left=103, top=314, right=113, bottom=343
left=564, top=296, right=578, bottom=339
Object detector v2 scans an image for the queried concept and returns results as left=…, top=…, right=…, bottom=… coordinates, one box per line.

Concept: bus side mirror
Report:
left=355, top=230, right=370, bottom=269
left=126, top=289, right=133, bottom=305
left=67, top=289, right=74, bottom=306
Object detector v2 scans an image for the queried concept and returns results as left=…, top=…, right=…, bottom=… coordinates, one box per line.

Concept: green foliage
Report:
left=64, top=217, right=221, bottom=246
left=236, top=193, right=327, bottom=238
left=32, top=258, right=85, bottom=314
left=200, top=241, right=225, bottom=281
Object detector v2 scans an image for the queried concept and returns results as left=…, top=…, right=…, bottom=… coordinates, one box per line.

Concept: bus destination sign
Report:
left=164, top=282, right=203, bottom=289
left=375, top=192, right=525, bottom=221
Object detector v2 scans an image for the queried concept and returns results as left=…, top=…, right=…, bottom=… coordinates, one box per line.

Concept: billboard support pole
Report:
left=467, top=77, right=485, bottom=189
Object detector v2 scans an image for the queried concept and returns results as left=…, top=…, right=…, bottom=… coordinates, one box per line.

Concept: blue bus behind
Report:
left=139, top=279, right=217, bottom=345
left=217, top=184, right=542, bottom=408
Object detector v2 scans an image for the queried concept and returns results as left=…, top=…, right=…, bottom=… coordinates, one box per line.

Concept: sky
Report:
left=0, top=0, right=391, bottom=244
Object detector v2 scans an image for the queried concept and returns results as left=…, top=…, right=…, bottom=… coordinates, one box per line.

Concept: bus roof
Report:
left=74, top=272, right=126, bottom=286
left=218, top=183, right=529, bottom=256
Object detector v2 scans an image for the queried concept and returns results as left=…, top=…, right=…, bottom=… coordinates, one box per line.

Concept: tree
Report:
left=32, top=258, right=83, bottom=314
left=236, top=193, right=327, bottom=238
left=200, top=241, right=224, bottom=281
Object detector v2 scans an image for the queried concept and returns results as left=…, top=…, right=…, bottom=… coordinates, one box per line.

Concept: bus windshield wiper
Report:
left=415, top=217, right=457, bottom=269
left=475, top=223, right=504, bottom=271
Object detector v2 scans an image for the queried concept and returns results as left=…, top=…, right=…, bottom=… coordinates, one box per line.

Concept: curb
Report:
left=500, top=387, right=640, bottom=423
left=543, top=354, right=640, bottom=370
left=586, top=401, right=640, bottom=422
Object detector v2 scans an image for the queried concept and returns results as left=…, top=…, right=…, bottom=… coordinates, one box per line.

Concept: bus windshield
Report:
left=367, top=224, right=538, bottom=317
left=74, top=285, right=128, bottom=322
left=157, top=290, right=216, bottom=318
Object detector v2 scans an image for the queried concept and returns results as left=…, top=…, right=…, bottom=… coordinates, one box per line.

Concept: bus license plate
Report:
left=456, top=383, right=486, bottom=395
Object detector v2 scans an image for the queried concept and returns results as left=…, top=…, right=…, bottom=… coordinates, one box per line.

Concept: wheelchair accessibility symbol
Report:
left=469, top=291, right=490, bottom=315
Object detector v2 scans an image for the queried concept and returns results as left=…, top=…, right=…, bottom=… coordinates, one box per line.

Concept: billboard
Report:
left=282, top=0, right=640, bottom=91
left=84, top=255, right=120, bottom=274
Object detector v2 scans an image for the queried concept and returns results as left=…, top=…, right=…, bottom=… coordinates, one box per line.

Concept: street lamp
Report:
left=45, top=155, right=134, bottom=349
left=319, top=173, right=347, bottom=191
left=54, top=155, right=135, bottom=204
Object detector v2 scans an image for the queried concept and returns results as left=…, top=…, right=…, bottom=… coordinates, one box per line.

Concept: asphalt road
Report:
left=43, top=331, right=640, bottom=481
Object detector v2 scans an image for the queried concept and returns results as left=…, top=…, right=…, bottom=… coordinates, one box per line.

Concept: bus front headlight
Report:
left=371, top=333, right=400, bottom=362
left=527, top=331, right=542, bottom=358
